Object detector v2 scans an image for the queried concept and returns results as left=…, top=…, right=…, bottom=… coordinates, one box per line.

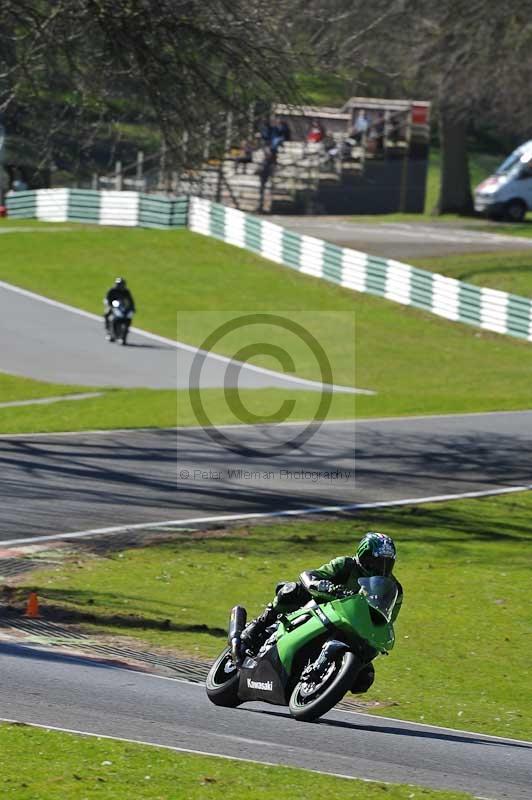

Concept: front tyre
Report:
left=205, top=647, right=241, bottom=707
left=289, top=650, right=358, bottom=722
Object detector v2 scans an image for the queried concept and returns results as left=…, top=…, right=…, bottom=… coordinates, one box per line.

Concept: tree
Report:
left=298, top=0, right=532, bottom=215
left=0, top=0, right=301, bottom=182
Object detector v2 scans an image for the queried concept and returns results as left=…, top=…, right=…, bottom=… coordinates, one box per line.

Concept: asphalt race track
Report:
left=1, top=411, right=531, bottom=541
left=0, top=281, right=364, bottom=393
left=0, top=643, right=530, bottom=799
left=272, top=216, right=532, bottom=259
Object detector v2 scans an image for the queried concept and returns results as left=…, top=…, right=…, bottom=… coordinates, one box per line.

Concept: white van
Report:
left=474, top=141, right=532, bottom=221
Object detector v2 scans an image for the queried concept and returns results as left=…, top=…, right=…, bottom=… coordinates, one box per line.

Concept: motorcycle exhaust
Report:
left=228, top=605, right=247, bottom=666
left=228, top=605, right=247, bottom=642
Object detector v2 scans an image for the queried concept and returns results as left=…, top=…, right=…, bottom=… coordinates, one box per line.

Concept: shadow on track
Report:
left=242, top=707, right=532, bottom=749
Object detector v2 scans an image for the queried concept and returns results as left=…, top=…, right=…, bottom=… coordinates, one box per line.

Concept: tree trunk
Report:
left=437, top=111, right=474, bottom=215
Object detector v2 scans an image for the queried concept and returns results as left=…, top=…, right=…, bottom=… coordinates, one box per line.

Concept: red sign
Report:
left=411, top=104, right=429, bottom=125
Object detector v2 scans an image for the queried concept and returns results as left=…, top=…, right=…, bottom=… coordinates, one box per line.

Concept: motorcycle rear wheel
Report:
left=205, top=647, right=241, bottom=707
left=289, top=650, right=358, bottom=722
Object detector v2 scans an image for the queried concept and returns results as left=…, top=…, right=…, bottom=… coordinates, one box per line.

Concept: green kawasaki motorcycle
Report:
left=206, top=576, right=397, bottom=722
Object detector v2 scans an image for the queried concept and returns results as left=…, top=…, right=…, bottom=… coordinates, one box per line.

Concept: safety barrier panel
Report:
left=188, top=197, right=532, bottom=342
left=6, top=189, right=188, bottom=229
left=6, top=190, right=532, bottom=341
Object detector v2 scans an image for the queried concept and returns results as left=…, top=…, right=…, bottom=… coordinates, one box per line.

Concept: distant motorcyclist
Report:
left=241, top=532, right=403, bottom=693
left=104, top=277, right=136, bottom=340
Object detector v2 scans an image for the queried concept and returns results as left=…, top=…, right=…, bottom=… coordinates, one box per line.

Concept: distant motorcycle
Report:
left=108, top=300, right=134, bottom=345
left=206, top=576, right=397, bottom=722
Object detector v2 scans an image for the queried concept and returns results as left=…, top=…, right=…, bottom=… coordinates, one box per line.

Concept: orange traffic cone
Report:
left=24, top=592, right=40, bottom=618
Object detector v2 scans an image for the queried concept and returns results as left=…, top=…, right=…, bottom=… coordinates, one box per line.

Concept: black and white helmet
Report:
left=355, top=532, right=396, bottom=577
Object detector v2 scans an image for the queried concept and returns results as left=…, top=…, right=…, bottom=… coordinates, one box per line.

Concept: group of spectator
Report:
left=231, top=109, right=408, bottom=212
left=347, top=109, right=405, bottom=151
left=309, top=109, right=408, bottom=171
left=232, top=116, right=293, bottom=212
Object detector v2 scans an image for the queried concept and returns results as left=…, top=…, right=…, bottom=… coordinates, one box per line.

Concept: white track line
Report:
left=0, top=717, right=398, bottom=789
left=0, top=392, right=103, bottom=409
left=2, top=484, right=530, bottom=547
left=0, top=279, right=371, bottom=395
left=1, top=407, right=531, bottom=439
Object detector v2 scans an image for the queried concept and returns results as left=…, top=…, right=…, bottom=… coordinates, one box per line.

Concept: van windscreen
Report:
left=496, top=152, right=522, bottom=175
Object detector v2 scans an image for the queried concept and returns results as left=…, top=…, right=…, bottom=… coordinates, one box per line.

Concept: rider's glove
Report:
left=309, top=579, right=340, bottom=596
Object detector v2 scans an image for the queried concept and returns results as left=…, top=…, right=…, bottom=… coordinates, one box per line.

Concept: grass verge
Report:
left=473, top=222, right=532, bottom=238
left=0, top=371, right=85, bottom=404
left=11, top=491, right=532, bottom=740
left=0, top=375, right=530, bottom=434
left=409, top=251, right=532, bottom=298
left=0, top=387, right=360, bottom=434
left=0, top=723, right=474, bottom=800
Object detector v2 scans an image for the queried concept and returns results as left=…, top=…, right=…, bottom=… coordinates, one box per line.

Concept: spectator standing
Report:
left=349, top=110, right=368, bottom=144
left=258, top=118, right=273, bottom=146
left=277, top=118, right=291, bottom=143
left=269, top=117, right=290, bottom=153
left=257, top=147, right=277, bottom=213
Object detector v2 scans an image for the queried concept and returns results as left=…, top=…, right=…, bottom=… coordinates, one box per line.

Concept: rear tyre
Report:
left=504, top=199, right=526, bottom=223
left=289, top=650, right=359, bottom=722
left=205, top=647, right=241, bottom=707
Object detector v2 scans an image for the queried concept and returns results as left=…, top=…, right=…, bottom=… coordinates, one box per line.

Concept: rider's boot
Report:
left=240, top=603, right=277, bottom=653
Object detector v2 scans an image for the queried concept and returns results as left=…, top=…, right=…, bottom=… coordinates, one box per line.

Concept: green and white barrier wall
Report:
left=188, top=196, right=532, bottom=342
left=6, top=189, right=532, bottom=342
left=6, top=189, right=188, bottom=228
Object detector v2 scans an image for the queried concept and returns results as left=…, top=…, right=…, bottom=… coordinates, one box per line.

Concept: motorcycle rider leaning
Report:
left=104, top=277, right=136, bottom=340
left=241, top=532, right=403, bottom=694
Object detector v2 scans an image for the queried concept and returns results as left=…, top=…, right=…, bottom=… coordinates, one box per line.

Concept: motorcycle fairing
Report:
left=276, top=595, right=394, bottom=674
left=238, top=644, right=288, bottom=705
left=276, top=605, right=332, bottom=675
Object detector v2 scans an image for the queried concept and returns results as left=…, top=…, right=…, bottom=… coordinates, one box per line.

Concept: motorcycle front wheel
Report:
left=289, top=650, right=358, bottom=722
left=205, top=647, right=241, bottom=707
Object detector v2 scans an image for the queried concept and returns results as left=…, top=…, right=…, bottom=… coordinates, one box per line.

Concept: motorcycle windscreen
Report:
left=357, top=577, right=398, bottom=623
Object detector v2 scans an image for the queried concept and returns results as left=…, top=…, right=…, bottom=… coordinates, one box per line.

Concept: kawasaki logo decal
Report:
left=247, top=678, right=273, bottom=691
left=315, top=607, right=331, bottom=625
